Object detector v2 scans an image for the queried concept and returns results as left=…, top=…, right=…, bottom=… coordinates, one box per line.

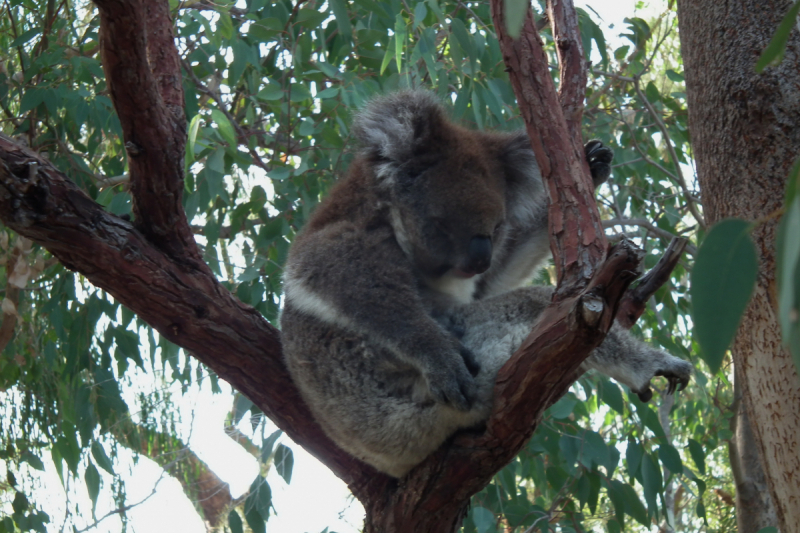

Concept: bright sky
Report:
left=20, top=1, right=666, bottom=532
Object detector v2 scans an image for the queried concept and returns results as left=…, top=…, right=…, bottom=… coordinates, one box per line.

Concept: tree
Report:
left=0, top=0, right=743, bottom=531
left=677, top=0, right=800, bottom=531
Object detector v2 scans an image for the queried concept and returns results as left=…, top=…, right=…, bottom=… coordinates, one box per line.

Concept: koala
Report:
left=281, top=91, right=692, bottom=478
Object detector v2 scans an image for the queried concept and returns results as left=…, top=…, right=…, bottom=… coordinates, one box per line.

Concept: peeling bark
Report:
left=677, top=0, right=800, bottom=530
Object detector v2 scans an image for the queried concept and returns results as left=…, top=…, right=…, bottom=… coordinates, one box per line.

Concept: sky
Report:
left=18, top=1, right=666, bottom=532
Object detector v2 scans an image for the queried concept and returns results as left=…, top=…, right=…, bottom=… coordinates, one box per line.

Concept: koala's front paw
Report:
left=584, top=140, right=614, bottom=188
left=635, top=357, right=693, bottom=402
left=427, top=342, right=479, bottom=411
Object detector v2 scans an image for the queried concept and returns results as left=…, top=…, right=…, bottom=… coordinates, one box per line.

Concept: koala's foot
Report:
left=635, top=357, right=693, bottom=402
left=584, top=140, right=614, bottom=187
left=425, top=339, right=479, bottom=411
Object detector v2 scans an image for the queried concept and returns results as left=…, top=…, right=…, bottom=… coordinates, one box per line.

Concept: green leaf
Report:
left=187, top=114, right=201, bottom=161
left=233, top=394, right=253, bottom=424
left=471, top=506, right=495, bottom=533
left=756, top=0, right=800, bottom=72
left=777, top=197, right=800, bottom=376
left=641, top=453, right=662, bottom=513
left=599, top=379, right=625, bottom=414
left=21, top=451, right=44, bottom=471
left=210, top=108, right=237, bottom=148
left=620, top=482, right=649, bottom=526
left=381, top=36, right=395, bottom=75
left=548, top=395, right=577, bottom=419
left=19, top=90, right=45, bottom=114
left=329, top=0, right=352, bottom=46
left=504, top=0, right=528, bottom=39
left=260, top=430, right=282, bottom=462
left=11, top=27, right=41, bottom=47
left=85, top=463, right=100, bottom=508
left=274, top=444, right=294, bottom=484
left=665, top=69, right=684, bottom=83
left=626, top=440, right=643, bottom=479
left=218, top=12, right=234, bottom=40
left=394, top=14, right=406, bottom=72
left=256, top=84, right=284, bottom=101
left=12, top=491, right=28, bottom=514
left=413, top=2, right=427, bottom=30
left=228, top=510, right=244, bottom=533
left=658, top=444, right=683, bottom=475
left=91, top=442, right=115, bottom=475
left=244, top=504, right=266, bottom=533
left=687, top=439, right=706, bottom=475
left=691, top=218, right=759, bottom=373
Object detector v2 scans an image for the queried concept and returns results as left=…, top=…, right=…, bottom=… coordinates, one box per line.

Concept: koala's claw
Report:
left=637, top=361, right=692, bottom=401
left=584, top=140, right=614, bottom=187
left=656, top=368, right=691, bottom=396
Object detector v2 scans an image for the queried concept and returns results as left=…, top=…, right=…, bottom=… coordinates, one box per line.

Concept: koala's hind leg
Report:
left=451, top=286, right=692, bottom=402
left=582, top=324, right=692, bottom=401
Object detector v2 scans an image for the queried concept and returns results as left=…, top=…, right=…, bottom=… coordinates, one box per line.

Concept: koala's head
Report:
left=352, top=91, right=543, bottom=280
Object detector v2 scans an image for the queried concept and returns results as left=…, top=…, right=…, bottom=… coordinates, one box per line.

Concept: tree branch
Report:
left=94, top=0, right=201, bottom=264
left=0, top=134, right=372, bottom=489
left=615, top=237, right=688, bottom=328
left=491, top=0, right=606, bottom=296
left=603, top=217, right=697, bottom=255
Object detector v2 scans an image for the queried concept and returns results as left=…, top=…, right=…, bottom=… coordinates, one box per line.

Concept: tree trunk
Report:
left=677, top=1, right=800, bottom=530
left=730, top=370, right=779, bottom=532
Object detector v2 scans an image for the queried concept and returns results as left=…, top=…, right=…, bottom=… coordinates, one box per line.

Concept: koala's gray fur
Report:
left=281, top=91, right=693, bottom=478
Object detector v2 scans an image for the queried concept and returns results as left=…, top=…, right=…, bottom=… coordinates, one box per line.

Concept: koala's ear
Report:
left=500, top=132, right=543, bottom=187
left=352, top=91, right=448, bottom=165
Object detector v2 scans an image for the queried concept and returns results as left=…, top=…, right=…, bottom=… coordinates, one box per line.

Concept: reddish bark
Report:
left=489, top=0, right=606, bottom=295
left=95, top=0, right=199, bottom=263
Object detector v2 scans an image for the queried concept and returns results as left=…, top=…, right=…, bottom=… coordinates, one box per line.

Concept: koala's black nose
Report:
left=466, top=236, right=492, bottom=274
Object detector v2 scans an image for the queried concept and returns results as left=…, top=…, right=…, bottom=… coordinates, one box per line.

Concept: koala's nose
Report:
left=466, top=235, right=492, bottom=274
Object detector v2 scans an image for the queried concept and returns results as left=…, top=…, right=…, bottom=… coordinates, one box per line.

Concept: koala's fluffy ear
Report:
left=352, top=91, right=448, bottom=166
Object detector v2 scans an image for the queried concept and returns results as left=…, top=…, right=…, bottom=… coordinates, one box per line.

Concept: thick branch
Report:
left=490, top=0, right=606, bottom=296
left=94, top=0, right=200, bottom=264
left=0, top=135, right=372, bottom=488
left=547, top=0, right=587, bottom=140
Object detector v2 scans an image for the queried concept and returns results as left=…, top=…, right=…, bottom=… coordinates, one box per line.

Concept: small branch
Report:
left=616, top=237, right=688, bottom=329
left=603, top=218, right=697, bottom=255
left=632, top=76, right=706, bottom=228
left=96, top=173, right=130, bottom=189
left=75, top=471, right=167, bottom=532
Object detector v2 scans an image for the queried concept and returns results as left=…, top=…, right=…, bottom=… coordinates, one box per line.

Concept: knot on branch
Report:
left=0, top=140, right=51, bottom=228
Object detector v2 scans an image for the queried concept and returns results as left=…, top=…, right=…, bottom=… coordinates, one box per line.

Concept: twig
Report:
left=74, top=472, right=167, bottom=532
left=603, top=218, right=697, bottom=255
left=632, top=76, right=706, bottom=228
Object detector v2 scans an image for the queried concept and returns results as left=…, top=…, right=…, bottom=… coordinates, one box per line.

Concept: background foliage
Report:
left=0, top=0, right=745, bottom=531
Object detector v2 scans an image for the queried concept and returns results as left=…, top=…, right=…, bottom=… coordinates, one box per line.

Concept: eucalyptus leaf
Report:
left=691, top=219, right=759, bottom=373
